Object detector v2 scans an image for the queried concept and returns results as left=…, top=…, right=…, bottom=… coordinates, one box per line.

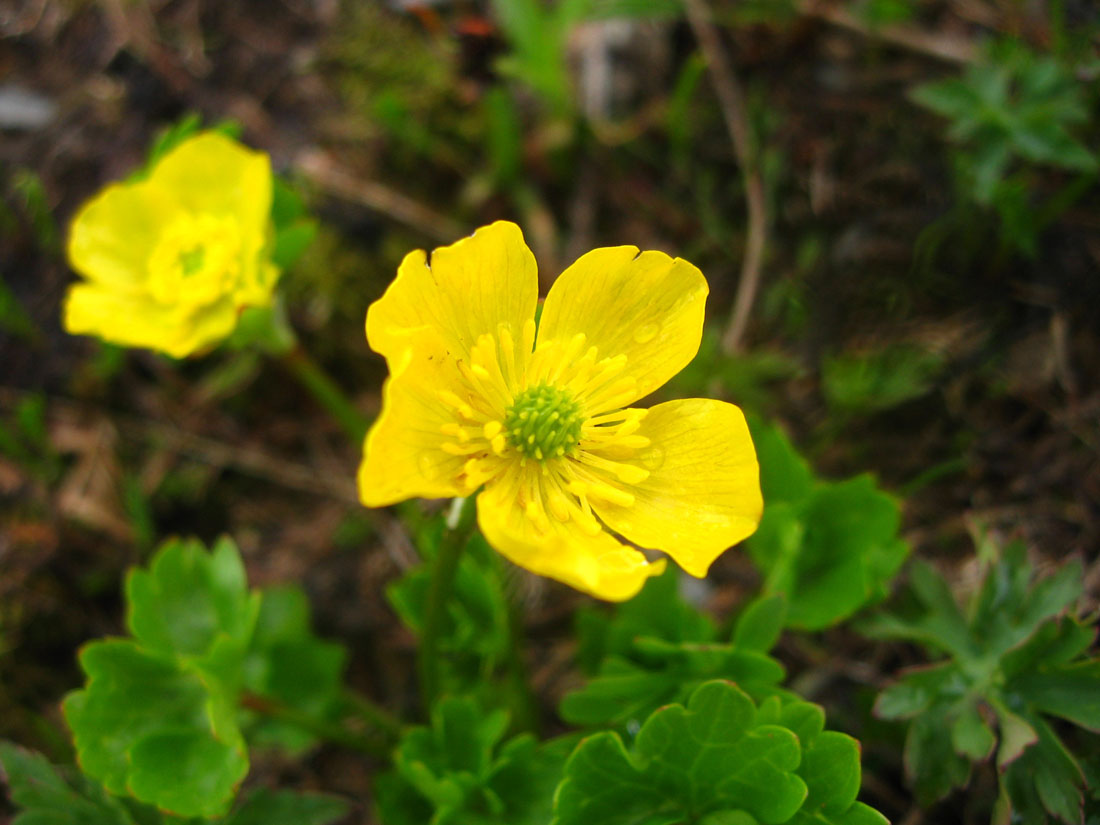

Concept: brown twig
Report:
left=295, top=148, right=465, bottom=243
left=682, top=0, right=768, bottom=355
left=796, top=0, right=977, bottom=64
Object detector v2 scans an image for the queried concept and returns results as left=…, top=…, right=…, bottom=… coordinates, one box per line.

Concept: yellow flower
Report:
left=64, top=132, right=278, bottom=358
left=359, top=222, right=762, bottom=601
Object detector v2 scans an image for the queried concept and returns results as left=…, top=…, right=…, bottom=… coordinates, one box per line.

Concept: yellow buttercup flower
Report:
left=64, top=132, right=278, bottom=358
left=359, top=222, right=762, bottom=601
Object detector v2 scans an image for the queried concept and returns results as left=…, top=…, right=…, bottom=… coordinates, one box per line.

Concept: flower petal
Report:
left=476, top=473, right=666, bottom=601
left=588, top=399, right=762, bottom=578
left=148, top=132, right=272, bottom=237
left=358, top=333, right=469, bottom=507
left=67, top=180, right=177, bottom=288
left=366, top=221, right=538, bottom=366
left=63, top=283, right=236, bottom=358
left=538, top=246, right=707, bottom=408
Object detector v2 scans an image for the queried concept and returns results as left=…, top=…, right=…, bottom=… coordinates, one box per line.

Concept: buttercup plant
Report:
left=358, top=221, right=763, bottom=601
left=64, top=131, right=279, bottom=358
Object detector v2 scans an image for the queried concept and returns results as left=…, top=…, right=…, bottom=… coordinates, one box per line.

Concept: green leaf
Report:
left=62, top=640, right=247, bottom=818
left=562, top=569, right=787, bottom=728
left=560, top=621, right=786, bottom=728
left=0, top=741, right=140, bottom=825
left=270, top=221, right=317, bottom=270
left=869, top=536, right=1098, bottom=817
left=748, top=418, right=813, bottom=505
left=379, top=696, right=565, bottom=825
left=553, top=681, right=807, bottom=825
left=732, top=595, right=787, bottom=653
left=387, top=531, right=511, bottom=697
left=991, top=702, right=1037, bottom=768
left=242, top=585, right=347, bottom=753
left=949, top=703, right=995, bottom=761
left=798, top=732, right=861, bottom=814
left=873, top=662, right=964, bottom=720
left=912, top=43, right=1097, bottom=210
left=1010, top=660, right=1100, bottom=732
left=554, top=681, right=886, bottom=825
left=821, top=345, right=944, bottom=416
left=750, top=474, right=909, bottom=630
left=223, top=788, right=349, bottom=825
left=1003, top=716, right=1084, bottom=824
left=903, top=708, right=971, bottom=803
left=127, top=537, right=260, bottom=658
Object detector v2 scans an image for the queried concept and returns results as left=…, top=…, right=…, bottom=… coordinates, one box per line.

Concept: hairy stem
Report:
left=281, top=347, right=369, bottom=445
left=419, top=497, right=477, bottom=714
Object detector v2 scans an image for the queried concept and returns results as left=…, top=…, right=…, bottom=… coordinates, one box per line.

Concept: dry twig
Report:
left=797, top=0, right=977, bottom=64
left=296, top=148, right=465, bottom=243
left=682, top=0, right=768, bottom=355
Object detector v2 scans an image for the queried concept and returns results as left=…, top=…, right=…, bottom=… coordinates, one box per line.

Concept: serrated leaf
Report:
left=127, top=730, right=246, bottom=818
left=553, top=681, right=808, bottom=825
left=242, top=585, right=347, bottom=753
left=382, top=696, right=566, bottom=825
left=1010, top=660, right=1100, bottom=732
left=903, top=708, right=971, bottom=803
left=1005, top=716, right=1084, bottom=824
left=126, top=537, right=259, bottom=658
left=387, top=531, right=511, bottom=696
left=950, top=703, right=995, bottom=761
left=560, top=640, right=786, bottom=729
left=223, top=788, right=349, bottom=825
left=0, top=741, right=139, bottom=825
left=873, top=662, right=965, bottom=720
left=999, top=616, right=1096, bottom=680
left=63, top=640, right=247, bottom=818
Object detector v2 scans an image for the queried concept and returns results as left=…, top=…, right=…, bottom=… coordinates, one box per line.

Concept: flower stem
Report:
left=240, top=691, right=390, bottom=758
left=418, top=496, right=477, bottom=714
left=500, top=566, right=539, bottom=734
left=281, top=346, right=369, bottom=445
left=340, top=687, right=404, bottom=740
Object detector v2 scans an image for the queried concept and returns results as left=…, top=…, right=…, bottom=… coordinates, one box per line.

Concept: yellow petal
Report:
left=366, top=221, right=537, bottom=367
left=476, top=473, right=666, bottom=601
left=67, top=180, right=177, bottom=288
left=358, top=333, right=469, bottom=507
left=587, top=399, right=762, bottom=578
left=148, top=132, right=272, bottom=239
left=63, top=283, right=237, bottom=358
left=538, top=246, right=707, bottom=408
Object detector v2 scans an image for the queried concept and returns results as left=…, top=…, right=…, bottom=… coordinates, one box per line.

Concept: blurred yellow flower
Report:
left=64, top=132, right=278, bottom=358
left=359, top=222, right=762, bottom=601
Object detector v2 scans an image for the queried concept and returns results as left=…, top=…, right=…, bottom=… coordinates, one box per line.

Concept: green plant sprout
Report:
left=864, top=537, right=1099, bottom=822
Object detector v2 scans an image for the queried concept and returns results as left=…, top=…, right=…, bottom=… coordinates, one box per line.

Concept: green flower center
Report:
left=504, top=384, right=584, bottom=460
left=178, top=246, right=206, bottom=277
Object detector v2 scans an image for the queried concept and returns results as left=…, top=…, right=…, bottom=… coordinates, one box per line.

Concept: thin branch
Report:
left=683, top=0, right=768, bottom=355
left=296, top=149, right=465, bottom=243
left=797, top=0, right=977, bottom=65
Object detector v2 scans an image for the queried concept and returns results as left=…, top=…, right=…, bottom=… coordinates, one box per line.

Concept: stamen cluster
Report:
left=504, top=384, right=584, bottom=460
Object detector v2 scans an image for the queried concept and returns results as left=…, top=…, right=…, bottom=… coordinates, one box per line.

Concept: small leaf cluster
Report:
left=0, top=741, right=347, bottom=825
left=865, top=540, right=1099, bottom=822
left=376, top=696, right=568, bottom=825
left=62, top=537, right=347, bottom=818
left=561, top=566, right=788, bottom=728
left=387, top=525, right=512, bottom=699
left=911, top=41, right=1097, bottom=204
left=746, top=419, right=909, bottom=630
left=554, top=679, right=887, bottom=825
